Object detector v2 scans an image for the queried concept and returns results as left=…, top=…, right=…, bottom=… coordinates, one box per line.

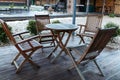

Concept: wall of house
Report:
left=42, top=0, right=56, bottom=4
left=36, top=0, right=120, bottom=15
left=35, top=0, right=56, bottom=5
left=76, top=0, right=80, bottom=12
left=95, top=0, right=114, bottom=13
left=114, top=0, right=120, bottom=14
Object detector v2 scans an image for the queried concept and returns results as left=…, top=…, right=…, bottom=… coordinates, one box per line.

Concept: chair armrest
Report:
left=16, top=35, right=40, bottom=44
left=13, top=31, right=29, bottom=40
left=77, top=24, right=86, bottom=34
left=77, top=24, right=86, bottom=27
left=13, top=31, right=29, bottom=36
left=15, top=35, right=42, bottom=50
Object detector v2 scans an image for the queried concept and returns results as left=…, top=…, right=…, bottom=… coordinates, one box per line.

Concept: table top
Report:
left=46, top=23, right=78, bottom=31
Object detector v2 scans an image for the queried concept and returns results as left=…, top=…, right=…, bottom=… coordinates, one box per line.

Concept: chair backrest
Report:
left=35, top=15, right=50, bottom=34
left=0, top=19, right=16, bottom=44
left=85, top=14, right=103, bottom=33
left=81, top=27, right=117, bottom=60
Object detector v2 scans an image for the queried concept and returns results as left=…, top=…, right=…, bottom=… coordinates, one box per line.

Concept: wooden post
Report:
left=86, top=0, right=90, bottom=13
left=102, top=0, right=105, bottom=14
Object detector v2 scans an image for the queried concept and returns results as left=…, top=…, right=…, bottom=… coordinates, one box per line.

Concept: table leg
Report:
left=49, top=30, right=85, bottom=79
left=47, top=32, right=65, bottom=58
left=50, top=31, right=73, bottom=63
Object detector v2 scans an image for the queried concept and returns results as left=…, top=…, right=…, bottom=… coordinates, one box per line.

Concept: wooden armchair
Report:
left=0, top=19, right=43, bottom=73
left=77, top=14, right=103, bottom=44
left=35, top=15, right=55, bottom=48
left=67, top=28, right=117, bottom=80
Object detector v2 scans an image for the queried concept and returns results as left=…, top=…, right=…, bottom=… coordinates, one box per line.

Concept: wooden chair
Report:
left=0, top=19, right=43, bottom=73
left=77, top=14, right=103, bottom=44
left=67, top=28, right=117, bottom=80
left=35, top=15, right=55, bottom=48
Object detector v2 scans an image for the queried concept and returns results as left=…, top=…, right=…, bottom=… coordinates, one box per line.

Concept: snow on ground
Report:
left=7, top=20, right=29, bottom=34
left=6, top=16, right=120, bottom=33
left=5, top=16, right=120, bottom=49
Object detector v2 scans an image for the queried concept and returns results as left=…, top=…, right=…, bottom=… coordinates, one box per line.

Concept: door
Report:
left=79, top=0, right=96, bottom=12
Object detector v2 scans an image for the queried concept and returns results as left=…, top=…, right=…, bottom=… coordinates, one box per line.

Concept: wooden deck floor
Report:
left=0, top=41, right=120, bottom=80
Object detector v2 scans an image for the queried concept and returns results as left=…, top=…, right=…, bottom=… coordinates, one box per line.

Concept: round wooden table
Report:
left=46, top=23, right=78, bottom=63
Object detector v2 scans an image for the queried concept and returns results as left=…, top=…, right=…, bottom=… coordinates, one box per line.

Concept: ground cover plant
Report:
left=0, top=24, right=12, bottom=43
left=104, top=22, right=120, bottom=43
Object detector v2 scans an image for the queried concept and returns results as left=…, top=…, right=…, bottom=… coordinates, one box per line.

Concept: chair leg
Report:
left=67, top=50, right=85, bottom=80
left=79, top=35, right=85, bottom=44
left=50, top=49, right=63, bottom=63
left=24, top=51, right=40, bottom=68
left=51, top=37, right=56, bottom=47
left=47, top=44, right=59, bottom=58
left=16, top=56, right=40, bottom=73
left=53, top=41, right=56, bottom=47
left=12, top=51, right=40, bottom=73
left=11, top=53, right=21, bottom=65
left=15, top=59, right=27, bottom=73
left=11, top=52, right=25, bottom=73
left=28, top=58, right=40, bottom=68
left=93, top=59, right=104, bottom=76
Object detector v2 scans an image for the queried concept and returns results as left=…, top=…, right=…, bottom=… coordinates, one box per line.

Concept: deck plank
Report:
left=0, top=44, right=120, bottom=80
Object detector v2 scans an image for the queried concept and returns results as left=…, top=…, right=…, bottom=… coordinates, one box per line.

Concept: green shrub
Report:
left=52, top=20, right=61, bottom=24
left=104, top=22, right=120, bottom=37
left=27, top=20, right=37, bottom=35
left=27, top=20, right=61, bottom=35
left=0, top=24, right=12, bottom=43
left=27, top=20, right=45, bottom=35
left=108, top=13, right=115, bottom=18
